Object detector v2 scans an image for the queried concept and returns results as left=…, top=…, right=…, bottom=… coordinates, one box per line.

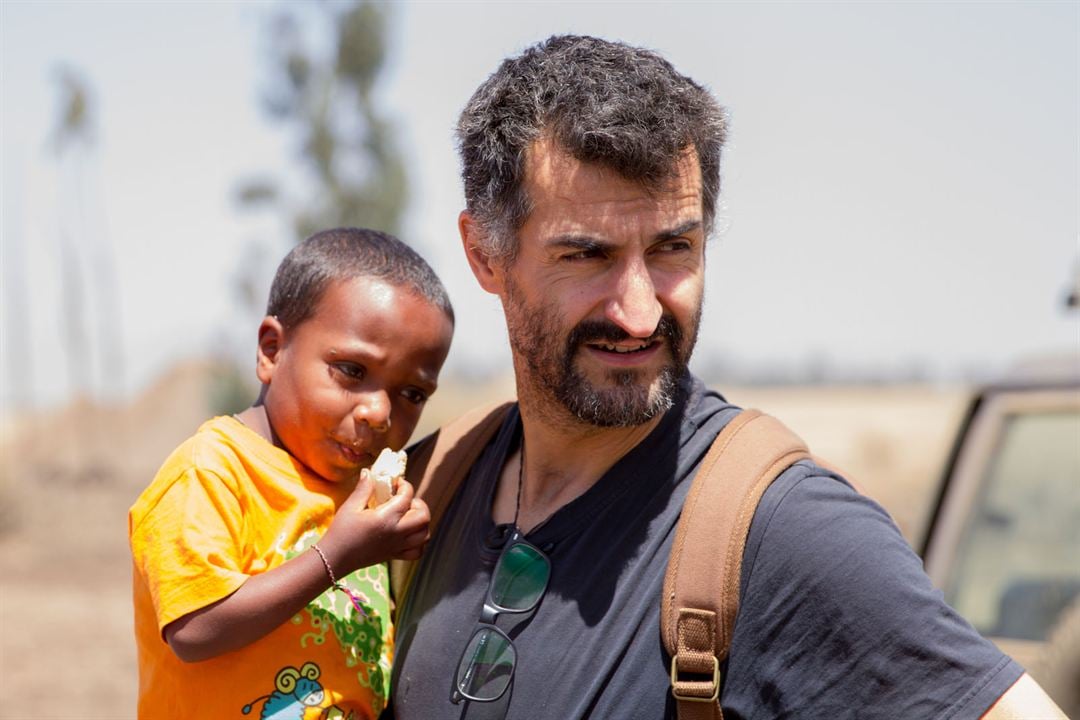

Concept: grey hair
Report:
left=456, top=34, right=728, bottom=261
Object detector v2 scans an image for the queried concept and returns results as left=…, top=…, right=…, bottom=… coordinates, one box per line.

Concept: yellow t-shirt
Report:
left=130, top=416, right=392, bottom=720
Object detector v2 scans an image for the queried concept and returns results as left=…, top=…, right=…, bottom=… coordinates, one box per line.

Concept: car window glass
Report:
left=946, top=408, right=1080, bottom=641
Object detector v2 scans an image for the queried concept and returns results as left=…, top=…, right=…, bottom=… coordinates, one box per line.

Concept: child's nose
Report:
left=352, top=391, right=391, bottom=433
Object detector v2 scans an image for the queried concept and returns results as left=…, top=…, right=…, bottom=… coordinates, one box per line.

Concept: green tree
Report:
left=239, top=0, right=407, bottom=240
left=219, top=0, right=407, bottom=416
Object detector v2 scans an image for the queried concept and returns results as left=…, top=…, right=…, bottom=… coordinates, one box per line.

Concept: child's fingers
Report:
left=400, top=526, right=429, bottom=549
left=413, top=499, right=431, bottom=526
left=352, top=469, right=373, bottom=496
left=342, top=469, right=374, bottom=510
left=374, top=484, right=413, bottom=518
left=394, top=545, right=425, bottom=561
left=375, top=478, right=416, bottom=515
left=391, top=527, right=429, bottom=561
left=399, top=498, right=430, bottom=532
left=397, top=511, right=430, bottom=543
left=392, top=478, right=415, bottom=502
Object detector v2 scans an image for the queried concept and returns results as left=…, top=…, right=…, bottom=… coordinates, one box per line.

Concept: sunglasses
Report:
left=450, top=530, right=552, bottom=705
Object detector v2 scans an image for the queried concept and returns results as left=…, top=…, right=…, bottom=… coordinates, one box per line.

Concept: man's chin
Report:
left=557, top=367, right=679, bottom=428
left=578, top=360, right=651, bottom=387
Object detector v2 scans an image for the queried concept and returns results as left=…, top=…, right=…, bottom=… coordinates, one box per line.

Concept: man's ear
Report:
left=459, top=211, right=504, bottom=295
left=255, top=316, right=285, bottom=385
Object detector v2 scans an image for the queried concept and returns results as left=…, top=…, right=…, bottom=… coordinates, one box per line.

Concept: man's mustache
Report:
left=566, top=315, right=684, bottom=349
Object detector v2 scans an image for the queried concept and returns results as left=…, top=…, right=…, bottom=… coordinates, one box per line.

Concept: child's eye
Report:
left=401, top=388, right=428, bottom=406
left=332, top=362, right=365, bottom=380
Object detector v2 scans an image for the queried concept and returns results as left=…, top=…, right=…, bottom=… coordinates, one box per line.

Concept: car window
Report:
left=945, top=408, right=1080, bottom=641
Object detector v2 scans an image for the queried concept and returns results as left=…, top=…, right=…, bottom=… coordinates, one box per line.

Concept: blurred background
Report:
left=1, top=1, right=1077, bottom=716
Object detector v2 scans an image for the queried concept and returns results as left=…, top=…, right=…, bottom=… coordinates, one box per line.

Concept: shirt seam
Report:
left=935, top=656, right=1020, bottom=720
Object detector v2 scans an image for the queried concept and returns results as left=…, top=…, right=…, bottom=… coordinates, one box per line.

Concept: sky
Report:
left=2, top=1, right=1078, bottom=412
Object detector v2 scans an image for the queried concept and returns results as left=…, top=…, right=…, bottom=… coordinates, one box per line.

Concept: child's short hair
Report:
left=266, top=227, right=454, bottom=329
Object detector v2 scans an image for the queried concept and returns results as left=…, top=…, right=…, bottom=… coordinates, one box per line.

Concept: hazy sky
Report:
left=2, top=1, right=1078, bottom=410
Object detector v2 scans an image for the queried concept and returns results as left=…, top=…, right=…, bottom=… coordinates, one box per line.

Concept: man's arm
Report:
left=982, top=673, right=1067, bottom=719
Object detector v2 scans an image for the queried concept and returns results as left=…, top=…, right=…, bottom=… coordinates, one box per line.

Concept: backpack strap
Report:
left=662, top=409, right=811, bottom=720
left=390, top=400, right=515, bottom=605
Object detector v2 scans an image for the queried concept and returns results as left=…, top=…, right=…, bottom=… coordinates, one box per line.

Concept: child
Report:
left=129, top=227, right=454, bottom=719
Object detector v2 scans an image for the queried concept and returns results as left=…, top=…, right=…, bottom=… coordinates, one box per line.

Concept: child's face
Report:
left=257, top=276, right=453, bottom=484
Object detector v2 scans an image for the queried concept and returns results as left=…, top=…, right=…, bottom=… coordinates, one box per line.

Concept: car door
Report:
left=922, top=383, right=1080, bottom=670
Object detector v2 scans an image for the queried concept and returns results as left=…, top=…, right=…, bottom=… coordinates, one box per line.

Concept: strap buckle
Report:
left=669, top=654, right=720, bottom=703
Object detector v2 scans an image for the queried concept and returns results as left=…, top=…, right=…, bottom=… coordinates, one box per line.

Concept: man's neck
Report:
left=493, top=387, right=665, bottom=534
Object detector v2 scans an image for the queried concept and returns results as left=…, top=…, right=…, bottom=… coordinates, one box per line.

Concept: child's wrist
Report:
left=311, top=542, right=368, bottom=619
left=311, top=542, right=342, bottom=587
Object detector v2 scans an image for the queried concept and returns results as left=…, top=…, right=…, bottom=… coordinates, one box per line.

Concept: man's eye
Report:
left=333, top=363, right=365, bottom=380
left=563, top=248, right=601, bottom=261
left=655, top=240, right=691, bottom=253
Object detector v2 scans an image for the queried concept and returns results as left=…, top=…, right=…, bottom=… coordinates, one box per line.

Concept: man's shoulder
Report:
left=406, top=400, right=516, bottom=478
left=726, top=459, right=1023, bottom=718
left=739, top=457, right=928, bottom=614
left=409, top=400, right=516, bottom=452
left=747, top=460, right=892, bottom=561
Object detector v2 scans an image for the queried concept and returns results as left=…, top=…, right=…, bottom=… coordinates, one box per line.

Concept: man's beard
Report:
left=504, top=278, right=700, bottom=428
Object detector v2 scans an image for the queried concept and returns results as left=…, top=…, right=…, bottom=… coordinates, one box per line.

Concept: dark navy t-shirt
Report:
left=390, top=377, right=1022, bottom=719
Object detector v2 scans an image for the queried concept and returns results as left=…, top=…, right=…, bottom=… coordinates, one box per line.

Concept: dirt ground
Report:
left=0, top=361, right=967, bottom=719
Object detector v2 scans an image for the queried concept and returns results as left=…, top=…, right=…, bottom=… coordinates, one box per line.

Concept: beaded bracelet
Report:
left=311, top=543, right=367, bottom=618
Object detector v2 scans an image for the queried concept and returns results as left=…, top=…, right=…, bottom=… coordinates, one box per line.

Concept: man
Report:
left=389, top=35, right=1063, bottom=719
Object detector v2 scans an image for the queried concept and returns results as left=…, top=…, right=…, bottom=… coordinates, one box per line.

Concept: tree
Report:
left=51, top=66, right=124, bottom=402
left=238, top=0, right=407, bottom=241
left=217, top=0, right=408, bottom=415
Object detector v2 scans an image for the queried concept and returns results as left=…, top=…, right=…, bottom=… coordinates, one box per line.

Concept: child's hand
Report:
left=370, top=474, right=431, bottom=561
left=161, top=471, right=429, bottom=664
left=319, top=469, right=431, bottom=574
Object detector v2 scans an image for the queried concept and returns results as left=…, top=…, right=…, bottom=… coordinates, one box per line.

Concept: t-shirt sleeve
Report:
left=130, top=464, right=250, bottom=634
left=722, top=462, right=1024, bottom=720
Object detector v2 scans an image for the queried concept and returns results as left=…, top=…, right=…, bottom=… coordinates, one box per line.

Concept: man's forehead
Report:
left=523, top=138, right=703, bottom=211
left=525, top=137, right=701, bottom=192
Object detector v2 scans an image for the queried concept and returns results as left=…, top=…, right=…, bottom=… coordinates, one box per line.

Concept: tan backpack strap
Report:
left=663, top=409, right=811, bottom=720
left=390, top=400, right=514, bottom=605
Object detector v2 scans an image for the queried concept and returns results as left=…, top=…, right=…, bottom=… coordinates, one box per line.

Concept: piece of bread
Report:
left=369, top=447, right=406, bottom=506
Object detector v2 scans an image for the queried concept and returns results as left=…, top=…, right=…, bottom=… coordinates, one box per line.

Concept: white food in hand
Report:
left=369, top=447, right=406, bottom=506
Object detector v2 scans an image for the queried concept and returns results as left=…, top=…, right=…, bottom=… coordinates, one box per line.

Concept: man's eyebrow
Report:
left=546, top=235, right=611, bottom=252
left=655, top=220, right=702, bottom=242
left=546, top=221, right=703, bottom=251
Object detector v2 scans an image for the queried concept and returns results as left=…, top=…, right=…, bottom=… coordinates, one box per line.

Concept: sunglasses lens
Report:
left=456, top=626, right=516, bottom=701
left=490, top=542, right=550, bottom=611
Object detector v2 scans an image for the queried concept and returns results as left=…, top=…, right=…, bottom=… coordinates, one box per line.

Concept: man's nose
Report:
left=604, top=256, right=662, bottom=338
left=353, top=391, right=391, bottom=433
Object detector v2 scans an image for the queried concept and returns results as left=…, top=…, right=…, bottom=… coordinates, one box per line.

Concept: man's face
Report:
left=492, top=140, right=705, bottom=427
left=258, top=276, right=453, bottom=484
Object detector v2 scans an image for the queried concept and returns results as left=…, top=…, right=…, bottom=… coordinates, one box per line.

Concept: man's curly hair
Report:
left=457, top=34, right=728, bottom=261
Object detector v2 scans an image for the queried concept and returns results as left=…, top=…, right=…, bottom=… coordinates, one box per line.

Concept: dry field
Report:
left=0, top=361, right=967, bottom=719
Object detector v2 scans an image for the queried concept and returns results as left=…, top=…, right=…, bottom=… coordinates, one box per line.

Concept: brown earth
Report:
left=0, top=360, right=967, bottom=718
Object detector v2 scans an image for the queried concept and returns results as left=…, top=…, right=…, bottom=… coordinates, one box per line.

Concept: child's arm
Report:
left=163, top=471, right=428, bottom=663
